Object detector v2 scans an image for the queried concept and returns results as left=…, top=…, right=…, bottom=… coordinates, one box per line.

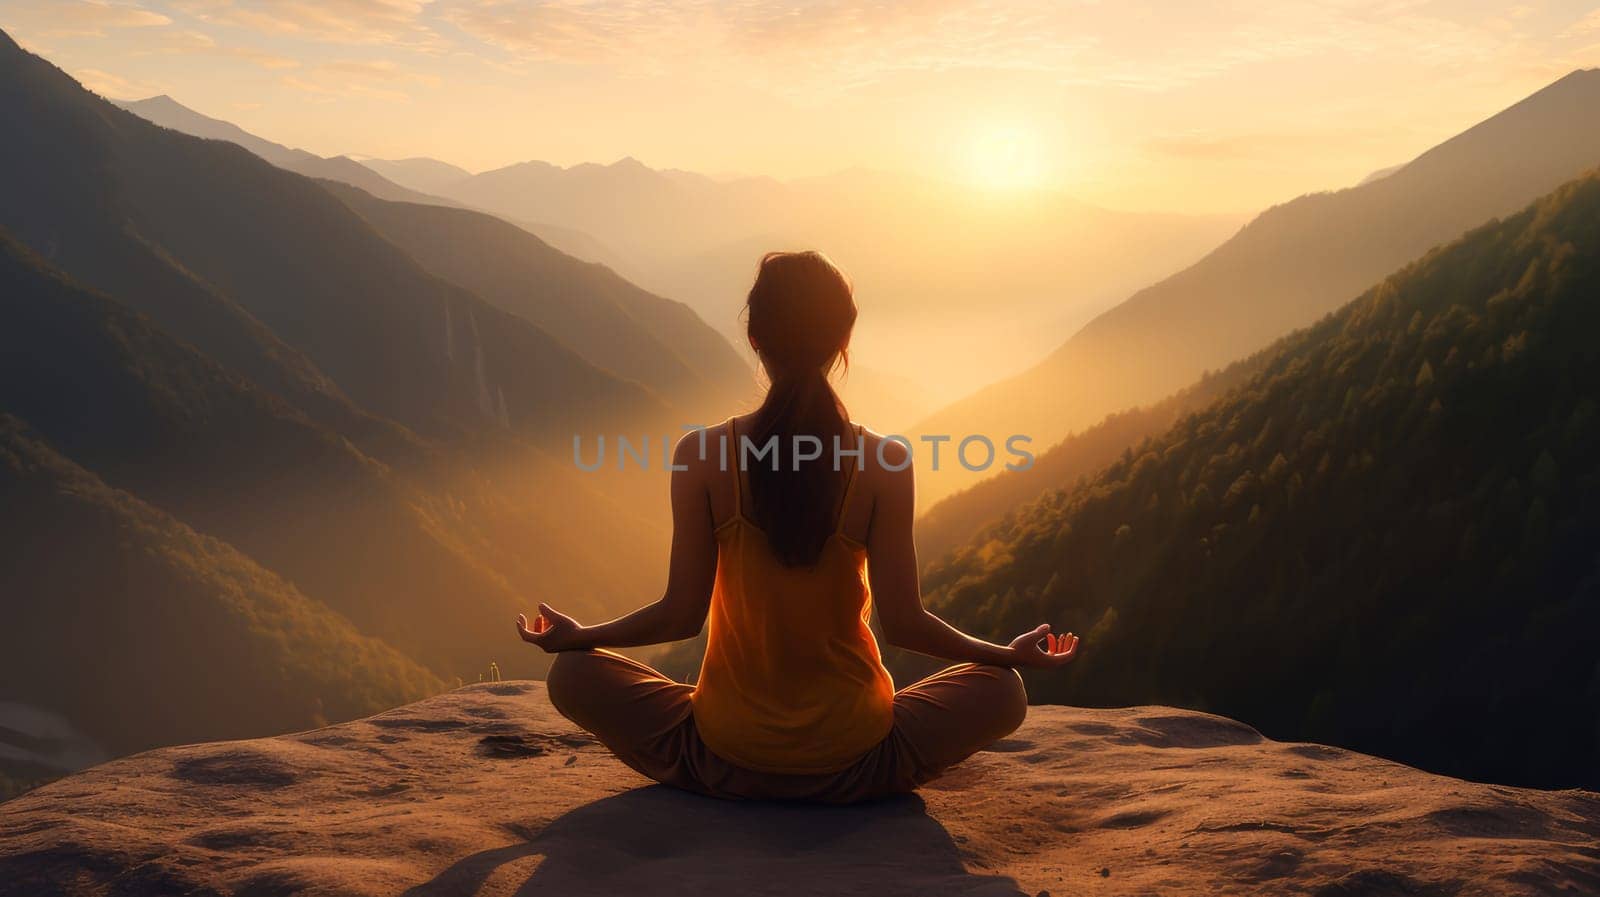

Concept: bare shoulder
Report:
left=854, top=424, right=914, bottom=492
left=671, top=426, right=721, bottom=479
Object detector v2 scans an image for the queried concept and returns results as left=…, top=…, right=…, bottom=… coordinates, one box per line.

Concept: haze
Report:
left=4, top=0, right=1597, bottom=215
left=6, top=0, right=1600, bottom=826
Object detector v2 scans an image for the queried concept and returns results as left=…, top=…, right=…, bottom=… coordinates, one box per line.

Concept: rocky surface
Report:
left=1, top=682, right=1597, bottom=896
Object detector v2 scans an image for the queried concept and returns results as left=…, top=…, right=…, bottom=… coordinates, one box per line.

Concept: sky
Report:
left=4, top=0, right=1599, bottom=213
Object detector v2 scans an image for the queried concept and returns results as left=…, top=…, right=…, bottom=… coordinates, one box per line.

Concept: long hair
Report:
left=743, top=251, right=857, bottom=567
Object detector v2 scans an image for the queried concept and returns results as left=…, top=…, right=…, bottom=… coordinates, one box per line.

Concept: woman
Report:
left=517, top=250, right=1079, bottom=803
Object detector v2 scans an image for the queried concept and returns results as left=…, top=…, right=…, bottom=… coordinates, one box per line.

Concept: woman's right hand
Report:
left=516, top=603, right=588, bottom=653
left=1007, top=624, right=1080, bottom=668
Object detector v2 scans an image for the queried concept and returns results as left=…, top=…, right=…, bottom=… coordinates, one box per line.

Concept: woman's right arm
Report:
left=867, top=444, right=1079, bottom=668
left=516, top=431, right=716, bottom=652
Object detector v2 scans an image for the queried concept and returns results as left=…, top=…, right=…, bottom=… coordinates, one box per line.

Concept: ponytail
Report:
left=748, top=364, right=850, bottom=567
left=743, top=251, right=858, bottom=567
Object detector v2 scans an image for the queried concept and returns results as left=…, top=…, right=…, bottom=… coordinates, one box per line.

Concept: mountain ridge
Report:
left=910, top=67, right=1600, bottom=504
left=320, top=180, right=753, bottom=415
left=0, top=34, right=670, bottom=442
left=918, top=168, right=1600, bottom=788
left=429, top=133, right=1245, bottom=403
left=116, top=95, right=473, bottom=211
left=0, top=30, right=699, bottom=787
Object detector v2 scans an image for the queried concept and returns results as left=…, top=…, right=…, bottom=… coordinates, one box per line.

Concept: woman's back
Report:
left=520, top=249, right=1074, bottom=803
left=690, top=416, right=896, bottom=775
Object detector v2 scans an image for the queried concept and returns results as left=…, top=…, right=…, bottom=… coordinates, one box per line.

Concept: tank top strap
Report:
left=835, top=424, right=864, bottom=534
left=725, top=417, right=741, bottom=518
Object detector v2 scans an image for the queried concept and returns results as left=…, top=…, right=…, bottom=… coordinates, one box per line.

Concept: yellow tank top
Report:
left=690, top=419, right=896, bottom=775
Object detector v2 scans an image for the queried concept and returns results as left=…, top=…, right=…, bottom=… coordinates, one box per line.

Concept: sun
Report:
left=964, top=124, right=1046, bottom=192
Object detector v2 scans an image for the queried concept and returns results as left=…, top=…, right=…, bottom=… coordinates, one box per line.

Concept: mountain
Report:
left=115, top=92, right=716, bottom=406
left=357, top=155, right=472, bottom=194
left=915, top=361, right=1261, bottom=564
left=0, top=34, right=667, bottom=442
left=917, top=170, right=1600, bottom=789
left=116, top=94, right=312, bottom=166
left=116, top=95, right=468, bottom=210
left=0, top=230, right=615, bottom=682
left=118, top=95, right=633, bottom=274
left=0, top=30, right=699, bottom=781
left=5, top=682, right=1598, bottom=896
left=4, top=92, right=364, bottom=447
left=0, top=415, right=442, bottom=767
left=433, top=157, right=1244, bottom=401
left=912, top=69, right=1600, bottom=504
left=113, top=93, right=1236, bottom=417
left=322, top=182, right=752, bottom=415
left=1356, top=162, right=1405, bottom=186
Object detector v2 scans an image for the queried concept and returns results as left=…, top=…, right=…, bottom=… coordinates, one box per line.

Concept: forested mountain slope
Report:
left=0, top=28, right=696, bottom=784
left=922, top=171, right=1600, bottom=789
left=0, top=416, right=441, bottom=762
left=917, top=363, right=1260, bottom=564
left=913, top=68, right=1600, bottom=505
left=0, top=29, right=664, bottom=442
left=0, top=234, right=545, bottom=680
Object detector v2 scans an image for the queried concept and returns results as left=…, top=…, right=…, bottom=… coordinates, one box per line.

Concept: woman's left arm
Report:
left=517, top=434, right=717, bottom=652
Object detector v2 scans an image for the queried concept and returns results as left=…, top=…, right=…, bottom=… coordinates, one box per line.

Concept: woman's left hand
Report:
left=516, top=603, right=587, bottom=653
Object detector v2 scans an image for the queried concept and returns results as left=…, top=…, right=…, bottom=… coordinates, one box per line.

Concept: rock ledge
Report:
left=1, top=683, right=1597, bottom=896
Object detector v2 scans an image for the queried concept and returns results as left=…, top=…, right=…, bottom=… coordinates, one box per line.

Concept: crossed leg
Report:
left=544, top=649, right=1027, bottom=801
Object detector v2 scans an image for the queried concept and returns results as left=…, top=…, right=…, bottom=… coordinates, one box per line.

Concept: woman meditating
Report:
left=516, top=250, right=1079, bottom=802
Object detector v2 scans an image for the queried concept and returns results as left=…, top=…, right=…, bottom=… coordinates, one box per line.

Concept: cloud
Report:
left=72, top=66, right=166, bottom=98
left=18, top=0, right=1556, bottom=103
left=171, top=0, right=431, bottom=45
left=425, top=0, right=1560, bottom=97
left=432, top=0, right=1095, bottom=91
left=318, top=58, right=438, bottom=83
left=14, top=0, right=1594, bottom=123
left=226, top=46, right=300, bottom=68
left=7, top=0, right=170, bottom=37
left=1564, top=8, right=1600, bottom=36
left=434, top=0, right=1069, bottom=63
left=435, top=0, right=706, bottom=62
left=132, top=28, right=301, bottom=67
left=2, top=29, right=53, bottom=55
left=280, top=58, right=436, bottom=101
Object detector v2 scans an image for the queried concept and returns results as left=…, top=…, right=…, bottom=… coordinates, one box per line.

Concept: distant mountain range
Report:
left=426, top=158, right=1245, bottom=403
left=6, top=62, right=664, bottom=442
left=11, top=19, right=1599, bottom=800
left=357, top=155, right=472, bottom=194
left=117, top=95, right=472, bottom=210
left=113, top=96, right=1236, bottom=429
left=911, top=68, right=1600, bottom=504
left=916, top=169, right=1600, bottom=789
left=116, top=95, right=635, bottom=273
left=114, top=95, right=749, bottom=423
left=0, top=26, right=748, bottom=783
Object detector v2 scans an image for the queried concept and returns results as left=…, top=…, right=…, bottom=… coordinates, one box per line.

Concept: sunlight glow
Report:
left=964, top=124, right=1046, bottom=192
